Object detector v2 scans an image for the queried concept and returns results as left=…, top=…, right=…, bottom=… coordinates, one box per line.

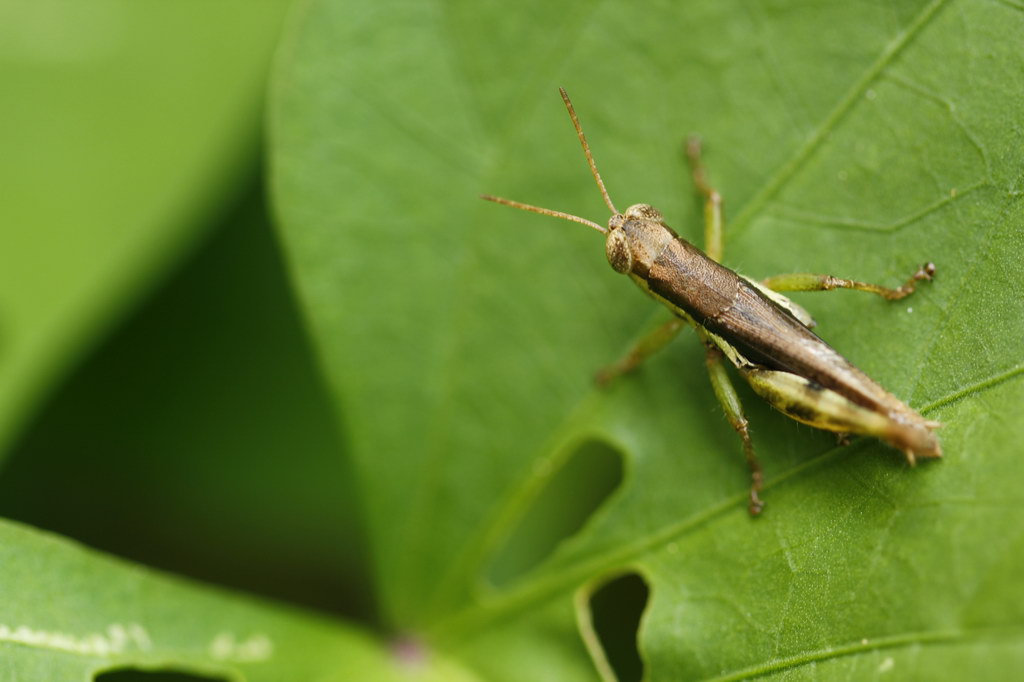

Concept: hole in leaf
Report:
left=584, top=572, right=649, bottom=682
left=488, top=440, right=623, bottom=587
left=95, top=670, right=228, bottom=682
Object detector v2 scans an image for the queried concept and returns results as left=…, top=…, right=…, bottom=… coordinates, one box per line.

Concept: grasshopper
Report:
left=482, top=89, right=941, bottom=515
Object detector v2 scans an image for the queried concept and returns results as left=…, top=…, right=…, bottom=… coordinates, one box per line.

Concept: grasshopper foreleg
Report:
left=595, top=317, right=684, bottom=387
left=762, top=263, right=936, bottom=301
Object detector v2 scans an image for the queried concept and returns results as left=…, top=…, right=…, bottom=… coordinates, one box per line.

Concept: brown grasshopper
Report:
left=482, top=88, right=940, bottom=515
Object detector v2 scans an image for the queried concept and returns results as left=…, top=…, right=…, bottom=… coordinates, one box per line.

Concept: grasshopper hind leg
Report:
left=740, top=367, right=941, bottom=463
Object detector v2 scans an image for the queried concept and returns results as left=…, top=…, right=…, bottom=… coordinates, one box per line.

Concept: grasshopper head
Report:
left=605, top=204, right=675, bottom=276
left=483, top=91, right=676, bottom=278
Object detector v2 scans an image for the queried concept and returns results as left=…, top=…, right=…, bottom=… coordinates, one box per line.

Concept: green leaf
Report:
left=0, top=1, right=292, bottom=456
left=271, top=0, right=1024, bottom=679
left=0, top=518, right=449, bottom=682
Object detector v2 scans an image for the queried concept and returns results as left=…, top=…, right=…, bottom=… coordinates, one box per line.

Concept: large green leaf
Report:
left=0, top=0, right=291, bottom=456
left=271, top=0, right=1024, bottom=679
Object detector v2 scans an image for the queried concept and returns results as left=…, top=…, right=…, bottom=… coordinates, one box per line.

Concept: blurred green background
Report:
left=0, top=0, right=372, bottom=622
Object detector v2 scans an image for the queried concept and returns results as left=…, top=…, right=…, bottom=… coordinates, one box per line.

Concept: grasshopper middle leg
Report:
left=702, top=334, right=764, bottom=516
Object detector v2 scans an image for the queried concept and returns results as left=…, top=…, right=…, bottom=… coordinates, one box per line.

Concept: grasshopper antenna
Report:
left=479, top=194, right=607, bottom=234
left=559, top=87, right=618, bottom=216
left=480, top=88, right=618, bottom=236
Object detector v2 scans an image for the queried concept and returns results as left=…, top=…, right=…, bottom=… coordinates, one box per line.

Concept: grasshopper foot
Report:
left=887, top=262, right=937, bottom=300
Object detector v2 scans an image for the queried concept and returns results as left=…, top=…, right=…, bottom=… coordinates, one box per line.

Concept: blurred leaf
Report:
left=0, top=0, right=292, bottom=456
left=0, top=518, right=475, bottom=681
left=272, top=0, right=1024, bottom=679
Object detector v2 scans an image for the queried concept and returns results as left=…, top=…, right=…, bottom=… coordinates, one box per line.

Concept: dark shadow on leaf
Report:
left=0, top=186, right=372, bottom=621
left=487, top=440, right=623, bottom=587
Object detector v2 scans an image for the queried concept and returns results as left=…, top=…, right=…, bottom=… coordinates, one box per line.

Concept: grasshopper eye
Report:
left=606, top=229, right=633, bottom=274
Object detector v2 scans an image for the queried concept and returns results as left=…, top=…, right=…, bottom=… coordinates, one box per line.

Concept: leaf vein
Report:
left=700, top=626, right=1024, bottom=682
left=768, top=180, right=988, bottom=233
left=729, top=0, right=954, bottom=237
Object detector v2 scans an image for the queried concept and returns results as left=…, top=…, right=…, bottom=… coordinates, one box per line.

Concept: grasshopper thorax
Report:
left=606, top=203, right=676, bottom=276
